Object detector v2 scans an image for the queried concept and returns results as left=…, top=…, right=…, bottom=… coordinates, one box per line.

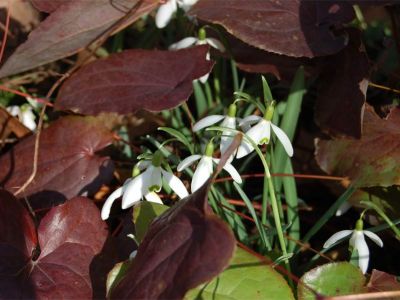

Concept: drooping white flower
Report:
left=323, top=219, right=383, bottom=274
left=7, top=104, right=37, bottom=131
left=193, top=103, right=239, bottom=157
left=177, top=141, right=242, bottom=192
left=169, top=28, right=225, bottom=83
left=155, top=0, right=199, bottom=29
left=236, top=102, right=293, bottom=159
left=101, top=151, right=188, bottom=220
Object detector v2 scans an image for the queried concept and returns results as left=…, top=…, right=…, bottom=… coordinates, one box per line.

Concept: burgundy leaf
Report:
left=30, top=0, right=69, bottom=13
left=109, top=181, right=236, bottom=299
left=0, top=189, right=37, bottom=299
left=0, top=194, right=108, bottom=299
left=55, top=46, right=214, bottom=115
left=315, top=105, right=400, bottom=187
left=0, top=0, right=158, bottom=78
left=189, top=0, right=354, bottom=58
left=315, top=29, right=369, bottom=138
left=367, top=269, right=400, bottom=296
left=0, top=116, right=114, bottom=205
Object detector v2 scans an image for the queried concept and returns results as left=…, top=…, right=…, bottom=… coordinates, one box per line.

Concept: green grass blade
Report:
left=283, top=161, right=299, bottom=253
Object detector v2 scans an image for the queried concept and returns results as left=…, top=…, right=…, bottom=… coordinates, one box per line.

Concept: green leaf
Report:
left=133, top=201, right=169, bottom=243
left=158, top=126, right=194, bottom=153
left=298, top=262, right=366, bottom=300
left=106, top=260, right=133, bottom=297
left=185, top=248, right=295, bottom=300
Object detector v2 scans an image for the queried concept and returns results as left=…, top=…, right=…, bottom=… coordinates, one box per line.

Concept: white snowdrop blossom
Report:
left=101, top=151, right=188, bottom=220
left=7, top=104, right=37, bottom=131
left=236, top=102, right=293, bottom=159
left=177, top=141, right=242, bottom=193
left=155, top=0, right=199, bottom=29
left=323, top=219, right=383, bottom=274
left=169, top=28, right=225, bottom=83
left=193, top=103, right=239, bottom=157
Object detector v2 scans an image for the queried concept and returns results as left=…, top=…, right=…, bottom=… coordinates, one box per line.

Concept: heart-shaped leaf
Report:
left=0, top=116, right=114, bottom=204
left=367, top=269, right=400, bottom=295
left=109, top=180, right=236, bottom=299
left=189, top=0, right=354, bottom=58
left=30, top=0, right=69, bottom=13
left=55, top=46, right=214, bottom=115
left=185, top=247, right=295, bottom=300
left=0, top=0, right=158, bottom=77
left=316, top=105, right=400, bottom=187
left=0, top=193, right=108, bottom=298
left=297, top=262, right=366, bottom=300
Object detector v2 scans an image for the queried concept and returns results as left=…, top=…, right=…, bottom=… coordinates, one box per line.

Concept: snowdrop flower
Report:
left=155, top=0, right=199, bottom=29
left=169, top=28, right=225, bottom=83
left=177, top=140, right=242, bottom=193
left=236, top=101, right=293, bottom=159
left=101, top=151, right=188, bottom=220
left=7, top=104, right=36, bottom=131
left=323, top=219, right=383, bottom=274
left=193, top=103, right=239, bottom=157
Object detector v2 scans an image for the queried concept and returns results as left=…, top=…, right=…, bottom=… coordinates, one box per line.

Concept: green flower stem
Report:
left=206, top=126, right=289, bottom=263
left=360, top=200, right=400, bottom=240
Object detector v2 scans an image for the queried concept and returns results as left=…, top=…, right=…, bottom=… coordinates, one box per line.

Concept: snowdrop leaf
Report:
left=316, top=105, right=400, bottom=187
left=189, top=0, right=354, bottom=58
left=298, top=262, right=366, bottom=300
left=0, top=0, right=158, bottom=78
left=108, top=179, right=236, bottom=299
left=0, top=195, right=108, bottom=299
left=0, top=116, right=114, bottom=207
left=56, top=46, right=214, bottom=115
left=186, top=247, right=294, bottom=299
left=158, top=127, right=194, bottom=153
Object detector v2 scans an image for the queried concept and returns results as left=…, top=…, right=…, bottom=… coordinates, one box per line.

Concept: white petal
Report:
left=193, top=115, right=225, bottom=132
left=136, top=160, right=151, bottom=171
left=121, top=174, right=146, bottom=209
left=177, top=154, right=202, bottom=171
left=239, top=115, right=262, bottom=127
left=220, top=117, right=237, bottom=155
left=169, top=37, right=197, bottom=50
left=236, top=120, right=268, bottom=159
left=213, top=158, right=242, bottom=184
left=178, top=0, right=198, bottom=11
left=21, top=109, right=36, bottom=131
left=205, top=38, right=225, bottom=52
left=352, top=231, right=370, bottom=274
left=129, top=250, right=137, bottom=259
left=161, top=169, right=189, bottom=199
left=191, top=156, right=213, bottom=192
left=144, top=191, right=163, bottom=204
left=363, top=230, right=384, bottom=247
left=149, top=167, right=162, bottom=192
left=323, top=230, right=353, bottom=248
left=335, top=201, right=352, bottom=216
left=271, top=123, right=294, bottom=157
left=198, top=72, right=210, bottom=83
left=101, top=186, right=123, bottom=220
left=7, top=105, right=20, bottom=117
left=155, top=0, right=177, bottom=29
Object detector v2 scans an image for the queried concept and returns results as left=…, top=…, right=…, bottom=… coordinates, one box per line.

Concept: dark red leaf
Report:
left=315, top=105, right=400, bottom=187
left=30, top=0, right=69, bottom=13
left=189, top=0, right=354, bottom=58
left=0, top=116, right=114, bottom=205
left=55, top=46, right=214, bottom=115
left=315, top=29, right=369, bottom=138
left=367, top=269, right=400, bottom=296
left=109, top=180, right=236, bottom=299
left=0, top=194, right=108, bottom=299
left=0, top=0, right=158, bottom=78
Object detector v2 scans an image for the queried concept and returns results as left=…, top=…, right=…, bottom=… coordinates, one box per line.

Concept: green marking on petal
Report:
left=148, top=185, right=161, bottom=192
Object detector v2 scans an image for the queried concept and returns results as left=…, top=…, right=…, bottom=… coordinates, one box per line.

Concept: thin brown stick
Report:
left=0, top=0, right=10, bottom=64
left=214, top=173, right=346, bottom=182
left=369, top=81, right=400, bottom=95
left=324, top=290, right=400, bottom=300
left=14, top=1, right=148, bottom=195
